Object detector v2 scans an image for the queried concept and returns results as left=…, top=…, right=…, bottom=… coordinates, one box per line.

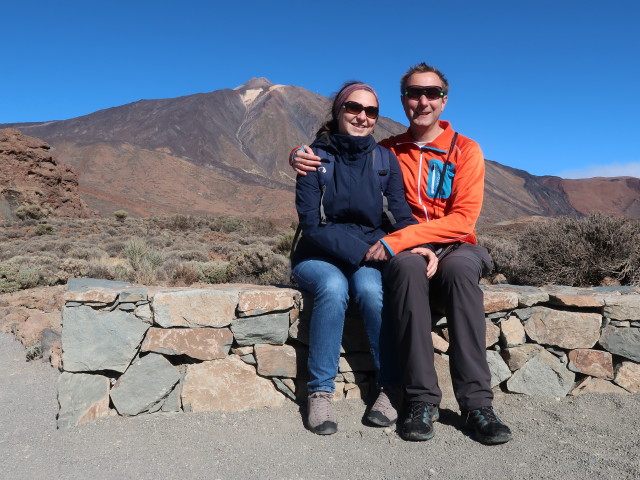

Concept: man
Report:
left=291, top=63, right=512, bottom=445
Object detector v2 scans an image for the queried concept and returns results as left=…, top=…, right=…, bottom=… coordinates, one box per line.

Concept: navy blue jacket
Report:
left=292, top=133, right=417, bottom=267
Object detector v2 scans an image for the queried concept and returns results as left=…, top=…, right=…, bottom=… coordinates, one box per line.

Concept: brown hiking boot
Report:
left=307, top=391, right=337, bottom=435
left=367, top=387, right=399, bottom=427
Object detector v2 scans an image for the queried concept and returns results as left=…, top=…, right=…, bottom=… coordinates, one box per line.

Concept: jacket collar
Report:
left=396, top=120, right=455, bottom=154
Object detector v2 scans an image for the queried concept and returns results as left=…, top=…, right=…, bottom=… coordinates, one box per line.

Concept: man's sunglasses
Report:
left=342, top=101, right=379, bottom=119
left=403, top=86, right=445, bottom=100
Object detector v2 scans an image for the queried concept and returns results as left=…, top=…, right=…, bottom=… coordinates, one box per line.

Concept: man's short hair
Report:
left=400, top=63, right=450, bottom=95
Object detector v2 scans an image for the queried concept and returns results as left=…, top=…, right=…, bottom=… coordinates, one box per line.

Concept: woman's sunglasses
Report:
left=342, top=101, right=379, bottom=119
left=403, top=86, right=445, bottom=100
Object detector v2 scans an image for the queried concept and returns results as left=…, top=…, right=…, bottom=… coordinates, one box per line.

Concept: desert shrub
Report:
left=0, top=262, right=39, bottom=293
left=68, top=246, right=108, bottom=261
left=114, top=210, right=128, bottom=222
left=85, top=262, right=116, bottom=281
left=210, top=215, right=245, bottom=234
left=59, top=258, right=92, bottom=278
left=273, top=232, right=295, bottom=257
left=35, top=224, right=55, bottom=236
left=226, top=247, right=289, bottom=285
left=122, top=238, right=165, bottom=284
left=200, top=261, right=230, bottom=284
left=209, top=241, right=244, bottom=258
left=485, top=214, right=640, bottom=287
left=164, top=214, right=206, bottom=231
left=15, top=204, right=46, bottom=220
left=165, top=250, right=209, bottom=263
left=170, top=262, right=202, bottom=286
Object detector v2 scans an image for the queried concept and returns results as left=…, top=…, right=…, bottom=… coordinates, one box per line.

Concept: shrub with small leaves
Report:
left=114, top=210, right=128, bottom=222
left=273, top=231, right=295, bottom=257
left=170, top=262, right=202, bottom=286
left=482, top=214, right=640, bottom=287
left=15, top=204, right=46, bottom=220
left=122, top=238, right=164, bottom=284
left=0, top=262, right=39, bottom=293
left=35, top=224, right=55, bottom=236
left=226, top=247, right=289, bottom=285
left=200, top=261, right=230, bottom=284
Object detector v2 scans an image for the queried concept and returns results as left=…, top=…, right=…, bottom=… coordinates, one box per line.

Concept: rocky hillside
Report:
left=0, top=129, right=93, bottom=221
left=3, top=79, right=639, bottom=223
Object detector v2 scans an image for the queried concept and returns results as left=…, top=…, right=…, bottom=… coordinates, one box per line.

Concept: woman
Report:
left=291, top=81, right=437, bottom=435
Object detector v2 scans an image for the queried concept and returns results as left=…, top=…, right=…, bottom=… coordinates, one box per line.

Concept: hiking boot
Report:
left=367, top=387, right=399, bottom=427
left=462, top=406, right=512, bottom=444
left=307, top=391, right=337, bottom=435
left=399, top=401, right=439, bottom=441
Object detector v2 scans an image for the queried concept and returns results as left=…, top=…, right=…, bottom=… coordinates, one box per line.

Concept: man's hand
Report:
left=292, top=146, right=322, bottom=176
left=364, top=241, right=390, bottom=262
left=410, top=247, right=439, bottom=278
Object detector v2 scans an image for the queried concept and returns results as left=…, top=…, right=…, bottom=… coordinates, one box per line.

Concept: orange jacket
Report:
left=378, top=120, right=484, bottom=255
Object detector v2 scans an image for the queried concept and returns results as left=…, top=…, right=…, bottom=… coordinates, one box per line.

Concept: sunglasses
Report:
left=342, top=101, right=379, bottom=119
left=403, top=86, right=445, bottom=100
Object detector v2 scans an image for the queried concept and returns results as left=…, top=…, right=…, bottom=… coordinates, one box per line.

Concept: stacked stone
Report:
left=58, top=279, right=297, bottom=428
left=475, top=285, right=640, bottom=399
left=58, top=279, right=640, bottom=429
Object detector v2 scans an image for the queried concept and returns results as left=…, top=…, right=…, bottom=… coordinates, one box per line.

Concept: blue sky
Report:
left=2, top=0, right=639, bottom=178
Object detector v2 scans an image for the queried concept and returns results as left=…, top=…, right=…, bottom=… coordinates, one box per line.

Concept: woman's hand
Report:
left=364, top=241, right=390, bottom=262
left=410, top=247, right=439, bottom=278
left=292, top=146, right=322, bottom=176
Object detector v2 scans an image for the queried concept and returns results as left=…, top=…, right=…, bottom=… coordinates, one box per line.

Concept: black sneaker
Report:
left=462, top=406, right=512, bottom=444
left=399, top=401, right=439, bottom=441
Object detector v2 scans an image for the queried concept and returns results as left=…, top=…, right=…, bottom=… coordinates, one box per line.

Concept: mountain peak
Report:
left=235, top=77, right=274, bottom=91
left=233, top=78, right=281, bottom=107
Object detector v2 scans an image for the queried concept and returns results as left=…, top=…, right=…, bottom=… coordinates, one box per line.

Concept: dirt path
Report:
left=1, top=332, right=638, bottom=480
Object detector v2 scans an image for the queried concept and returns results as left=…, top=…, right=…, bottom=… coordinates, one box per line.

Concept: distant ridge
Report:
left=2, top=79, right=639, bottom=222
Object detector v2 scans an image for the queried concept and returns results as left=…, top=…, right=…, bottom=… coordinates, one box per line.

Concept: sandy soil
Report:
left=1, top=332, right=638, bottom=480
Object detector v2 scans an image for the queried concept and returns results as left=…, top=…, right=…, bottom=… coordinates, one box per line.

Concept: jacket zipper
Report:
left=416, top=149, right=430, bottom=221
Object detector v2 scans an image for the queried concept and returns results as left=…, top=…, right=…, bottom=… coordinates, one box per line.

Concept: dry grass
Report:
left=0, top=214, right=295, bottom=293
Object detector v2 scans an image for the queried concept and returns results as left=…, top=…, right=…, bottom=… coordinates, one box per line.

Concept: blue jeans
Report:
left=292, top=257, right=399, bottom=394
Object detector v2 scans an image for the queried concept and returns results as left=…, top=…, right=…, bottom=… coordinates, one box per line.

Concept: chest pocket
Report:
left=426, top=159, right=455, bottom=199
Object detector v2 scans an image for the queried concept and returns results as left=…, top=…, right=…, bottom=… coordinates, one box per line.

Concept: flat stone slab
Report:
left=599, top=325, right=640, bottom=362
left=541, top=285, right=604, bottom=308
left=66, top=278, right=133, bottom=292
left=524, top=307, right=601, bottom=349
left=181, top=356, right=284, bottom=412
left=506, top=349, right=575, bottom=397
left=254, top=344, right=298, bottom=377
left=603, top=295, right=640, bottom=321
left=152, top=289, right=238, bottom=328
left=110, top=353, right=181, bottom=416
left=500, top=315, right=526, bottom=347
left=570, top=377, right=629, bottom=395
left=483, top=284, right=549, bottom=307
left=230, top=312, right=289, bottom=346
left=482, top=289, right=518, bottom=313
left=487, top=350, right=511, bottom=387
left=141, top=327, right=233, bottom=360
left=614, top=361, right=640, bottom=392
left=567, top=349, right=614, bottom=379
left=235, top=286, right=298, bottom=317
left=57, top=372, right=110, bottom=429
left=62, top=306, right=149, bottom=373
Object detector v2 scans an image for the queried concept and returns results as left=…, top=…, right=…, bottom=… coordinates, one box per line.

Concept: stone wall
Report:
left=57, top=279, right=640, bottom=428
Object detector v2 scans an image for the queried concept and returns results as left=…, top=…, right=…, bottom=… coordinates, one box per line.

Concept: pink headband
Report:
left=333, top=83, right=379, bottom=118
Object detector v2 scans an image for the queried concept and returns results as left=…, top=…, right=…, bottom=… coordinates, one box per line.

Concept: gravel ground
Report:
left=1, top=332, right=638, bottom=480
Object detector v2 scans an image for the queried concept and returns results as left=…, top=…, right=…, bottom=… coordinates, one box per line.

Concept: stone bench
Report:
left=57, top=279, right=640, bottom=428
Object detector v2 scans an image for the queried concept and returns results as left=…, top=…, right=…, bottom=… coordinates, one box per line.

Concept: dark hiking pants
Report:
left=383, top=243, right=494, bottom=411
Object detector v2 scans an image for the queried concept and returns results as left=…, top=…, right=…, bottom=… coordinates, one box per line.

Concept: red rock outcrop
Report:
left=0, top=128, right=94, bottom=221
